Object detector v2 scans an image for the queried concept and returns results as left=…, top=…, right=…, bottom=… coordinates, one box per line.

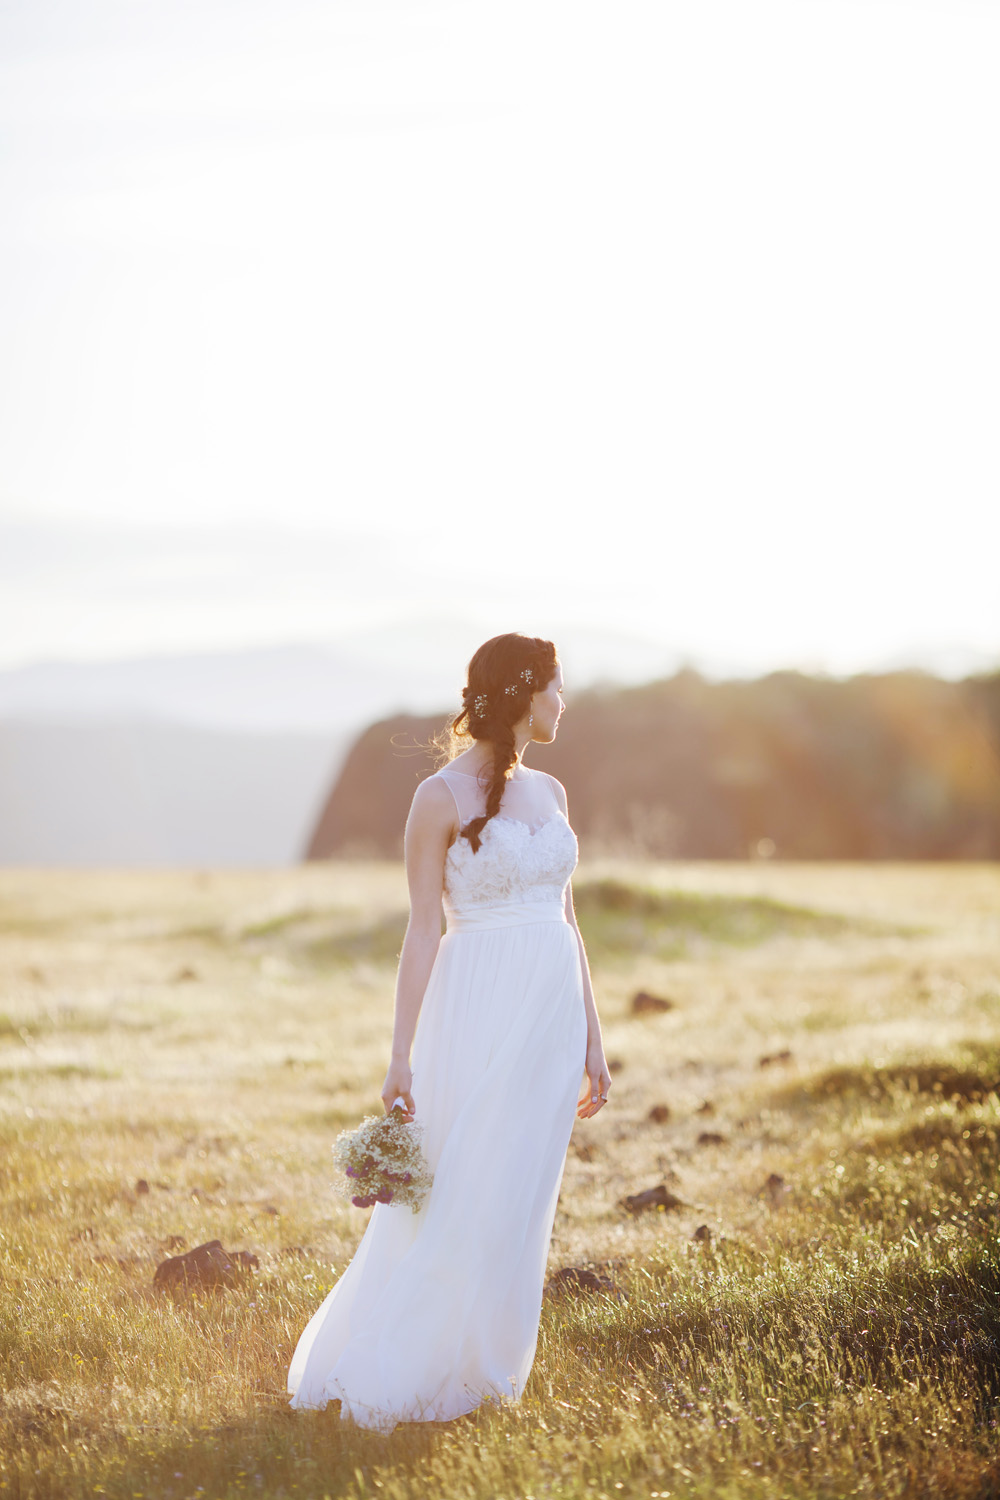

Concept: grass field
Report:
left=1, top=860, right=998, bottom=1500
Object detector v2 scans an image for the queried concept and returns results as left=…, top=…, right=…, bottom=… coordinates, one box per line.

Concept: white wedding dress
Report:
left=287, top=762, right=588, bottom=1431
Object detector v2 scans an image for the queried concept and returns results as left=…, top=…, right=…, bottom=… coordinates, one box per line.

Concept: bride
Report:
left=287, top=632, right=611, bottom=1431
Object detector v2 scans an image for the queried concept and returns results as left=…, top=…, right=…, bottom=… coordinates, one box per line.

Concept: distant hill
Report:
left=0, top=720, right=339, bottom=866
left=0, top=628, right=679, bottom=866
left=305, top=670, right=1000, bottom=860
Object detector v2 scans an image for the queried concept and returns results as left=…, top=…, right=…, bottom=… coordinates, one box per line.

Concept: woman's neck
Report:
left=457, top=736, right=531, bottom=776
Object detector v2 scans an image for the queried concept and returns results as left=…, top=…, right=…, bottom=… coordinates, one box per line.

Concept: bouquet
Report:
left=332, top=1104, right=433, bottom=1214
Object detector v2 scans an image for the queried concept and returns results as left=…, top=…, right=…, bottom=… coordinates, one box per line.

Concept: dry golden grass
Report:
left=1, top=861, right=998, bottom=1500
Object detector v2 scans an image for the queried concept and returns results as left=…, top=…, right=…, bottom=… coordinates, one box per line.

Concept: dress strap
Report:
left=436, top=769, right=463, bottom=823
left=540, top=770, right=562, bottom=817
left=435, top=767, right=485, bottom=826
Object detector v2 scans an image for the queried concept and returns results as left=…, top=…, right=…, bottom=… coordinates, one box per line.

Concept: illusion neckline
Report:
left=440, top=763, right=534, bottom=782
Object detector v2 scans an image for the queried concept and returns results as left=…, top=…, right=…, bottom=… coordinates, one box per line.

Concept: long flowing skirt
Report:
left=286, top=902, right=588, bottom=1432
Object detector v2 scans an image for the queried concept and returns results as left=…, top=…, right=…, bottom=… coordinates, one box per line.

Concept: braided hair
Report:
left=447, top=633, right=558, bottom=853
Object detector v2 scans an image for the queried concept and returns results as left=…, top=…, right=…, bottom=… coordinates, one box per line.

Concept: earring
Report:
left=528, top=713, right=533, bottom=728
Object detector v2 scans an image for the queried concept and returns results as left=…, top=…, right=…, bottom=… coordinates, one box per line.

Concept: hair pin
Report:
left=504, top=667, right=534, bottom=697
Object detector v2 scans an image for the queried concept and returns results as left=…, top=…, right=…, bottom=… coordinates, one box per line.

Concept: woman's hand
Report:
left=381, top=1057, right=415, bottom=1120
left=577, top=1044, right=611, bottom=1120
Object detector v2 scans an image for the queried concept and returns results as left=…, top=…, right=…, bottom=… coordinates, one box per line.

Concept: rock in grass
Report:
left=758, top=1049, right=793, bottom=1067
left=762, top=1172, right=789, bottom=1206
left=647, top=1104, right=672, bottom=1123
left=153, top=1239, right=258, bottom=1293
left=689, top=1223, right=737, bottom=1252
left=696, top=1131, right=726, bottom=1146
left=545, top=1265, right=622, bottom=1299
left=631, top=991, right=675, bottom=1015
left=620, top=1184, right=687, bottom=1215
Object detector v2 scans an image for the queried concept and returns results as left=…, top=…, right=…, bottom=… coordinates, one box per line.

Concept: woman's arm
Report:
left=547, top=775, right=611, bottom=1120
left=379, top=776, right=455, bottom=1119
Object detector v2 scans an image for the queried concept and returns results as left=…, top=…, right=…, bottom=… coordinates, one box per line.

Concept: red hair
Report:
left=446, top=633, right=558, bottom=852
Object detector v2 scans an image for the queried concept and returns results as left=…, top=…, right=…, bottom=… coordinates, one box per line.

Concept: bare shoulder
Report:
left=404, top=774, right=457, bottom=874
left=409, top=771, right=454, bottom=814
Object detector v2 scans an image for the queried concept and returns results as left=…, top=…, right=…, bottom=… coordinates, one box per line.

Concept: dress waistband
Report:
left=445, top=899, right=568, bottom=933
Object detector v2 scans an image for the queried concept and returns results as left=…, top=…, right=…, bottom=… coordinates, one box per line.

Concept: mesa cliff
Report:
left=304, top=669, right=1000, bottom=861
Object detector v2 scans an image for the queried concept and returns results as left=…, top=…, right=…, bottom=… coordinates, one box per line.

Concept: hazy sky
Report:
left=2, top=0, right=998, bottom=676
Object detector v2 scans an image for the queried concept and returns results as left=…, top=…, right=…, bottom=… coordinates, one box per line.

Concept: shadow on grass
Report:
left=1, top=1385, right=495, bottom=1500
left=780, top=1060, right=1000, bottom=1110
left=583, top=1243, right=1000, bottom=1414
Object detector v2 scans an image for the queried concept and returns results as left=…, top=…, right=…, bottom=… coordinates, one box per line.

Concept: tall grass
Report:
left=0, top=862, right=998, bottom=1500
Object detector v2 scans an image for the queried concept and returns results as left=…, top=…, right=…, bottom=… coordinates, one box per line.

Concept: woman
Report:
left=287, top=632, right=611, bottom=1431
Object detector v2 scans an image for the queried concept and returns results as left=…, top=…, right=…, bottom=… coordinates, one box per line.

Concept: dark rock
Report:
left=173, top=966, right=199, bottom=982
left=630, top=991, right=675, bottom=1015
left=545, top=1265, right=622, bottom=1299
left=647, top=1104, right=672, bottom=1123
left=607, top=1058, right=625, bottom=1074
left=758, top=1049, right=793, bottom=1068
left=762, top=1172, right=789, bottom=1206
left=692, top=1224, right=713, bottom=1243
left=620, top=1184, right=687, bottom=1215
left=696, top=1131, right=726, bottom=1147
left=153, top=1239, right=256, bottom=1293
left=135, top=1179, right=150, bottom=1195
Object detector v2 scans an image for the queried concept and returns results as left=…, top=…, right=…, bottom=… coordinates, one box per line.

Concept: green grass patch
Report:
left=188, top=878, right=896, bottom=974
left=571, top=877, right=871, bottom=960
left=0, top=1062, right=120, bottom=1082
left=305, top=911, right=413, bottom=968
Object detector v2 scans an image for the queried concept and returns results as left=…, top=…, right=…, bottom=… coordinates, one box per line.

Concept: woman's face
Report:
left=528, top=661, right=565, bottom=743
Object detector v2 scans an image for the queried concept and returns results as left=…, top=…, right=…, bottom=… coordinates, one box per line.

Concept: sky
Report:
left=1, top=0, right=998, bottom=679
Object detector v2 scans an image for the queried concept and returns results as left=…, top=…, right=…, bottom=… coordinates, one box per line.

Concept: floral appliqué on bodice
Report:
left=436, top=766, right=579, bottom=909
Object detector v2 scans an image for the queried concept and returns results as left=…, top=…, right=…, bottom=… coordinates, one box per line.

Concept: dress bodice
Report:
left=435, top=765, right=579, bottom=913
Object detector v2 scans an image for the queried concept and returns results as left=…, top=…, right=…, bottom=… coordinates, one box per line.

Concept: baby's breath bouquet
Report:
left=332, top=1104, right=433, bottom=1214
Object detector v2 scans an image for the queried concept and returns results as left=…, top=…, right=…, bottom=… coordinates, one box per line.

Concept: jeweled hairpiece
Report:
left=503, top=667, right=534, bottom=697
left=473, top=693, right=488, bottom=716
